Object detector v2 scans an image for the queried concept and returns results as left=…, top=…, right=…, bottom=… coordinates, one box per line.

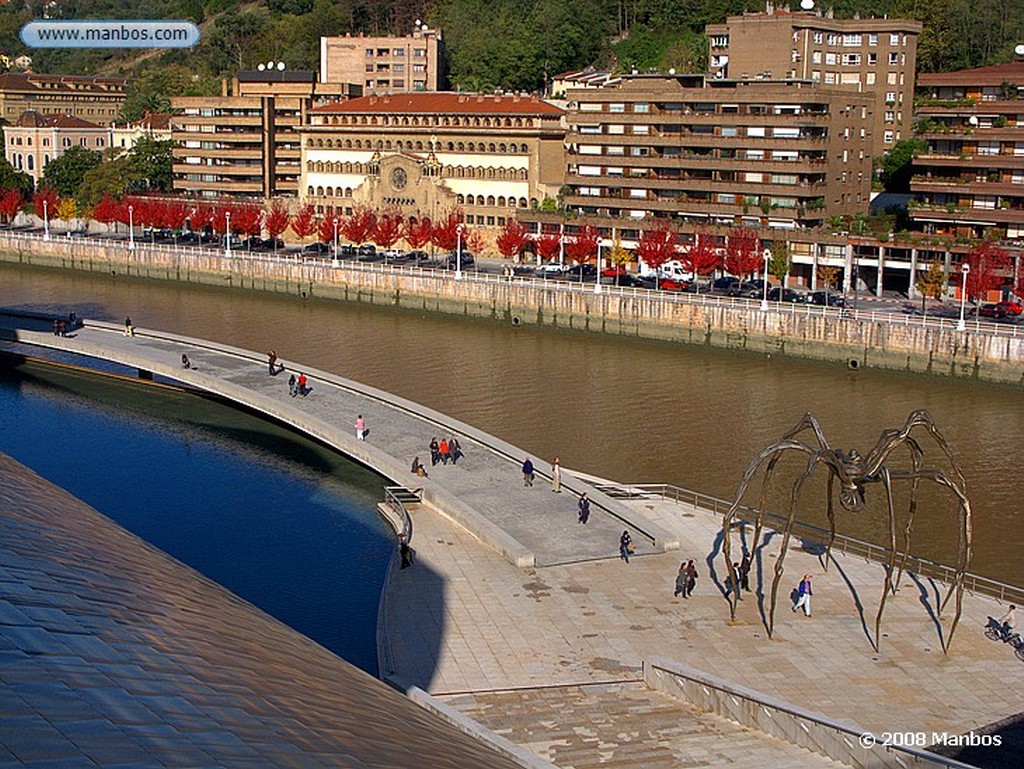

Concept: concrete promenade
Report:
left=3, top=315, right=1019, bottom=767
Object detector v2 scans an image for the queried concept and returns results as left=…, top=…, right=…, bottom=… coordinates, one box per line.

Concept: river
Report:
left=1, top=262, right=1021, bottom=582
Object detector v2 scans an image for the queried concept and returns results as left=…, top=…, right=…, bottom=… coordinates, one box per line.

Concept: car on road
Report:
left=998, top=299, right=1023, bottom=316
left=732, top=279, right=764, bottom=297
left=564, top=263, right=598, bottom=281
left=357, top=244, right=383, bottom=262
left=768, top=286, right=807, bottom=303
left=537, top=259, right=568, bottom=275
left=445, top=251, right=475, bottom=269
left=977, top=303, right=1008, bottom=319
left=807, top=290, right=845, bottom=307
left=303, top=242, right=332, bottom=254
left=600, top=265, right=636, bottom=286
left=382, top=248, right=406, bottom=262
left=712, top=276, right=740, bottom=292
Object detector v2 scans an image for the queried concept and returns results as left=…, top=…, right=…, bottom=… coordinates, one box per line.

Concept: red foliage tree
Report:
left=163, top=201, right=189, bottom=232
left=535, top=232, right=561, bottom=262
left=681, top=230, right=722, bottom=281
left=232, top=202, right=263, bottom=243
left=466, top=228, right=485, bottom=254
left=963, top=241, right=1011, bottom=301
left=121, top=196, right=153, bottom=230
left=403, top=216, right=433, bottom=249
left=565, top=223, right=600, bottom=265
left=264, top=201, right=291, bottom=248
left=0, top=189, right=24, bottom=224
left=341, top=205, right=376, bottom=245
left=290, top=204, right=318, bottom=240
left=319, top=214, right=339, bottom=245
left=724, top=228, right=762, bottom=279
left=33, top=188, right=60, bottom=222
left=147, top=199, right=169, bottom=232
left=372, top=208, right=403, bottom=249
left=430, top=209, right=462, bottom=252
left=635, top=221, right=679, bottom=283
left=188, top=204, right=214, bottom=234
left=91, top=193, right=122, bottom=230
left=211, top=205, right=231, bottom=236
left=495, top=218, right=530, bottom=260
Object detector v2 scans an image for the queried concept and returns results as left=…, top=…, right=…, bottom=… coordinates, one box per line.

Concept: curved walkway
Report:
left=0, top=313, right=678, bottom=569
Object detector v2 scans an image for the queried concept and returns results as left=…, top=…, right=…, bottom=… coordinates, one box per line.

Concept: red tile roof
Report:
left=313, top=92, right=563, bottom=116
left=0, top=72, right=126, bottom=93
left=129, top=111, right=172, bottom=130
left=918, top=60, right=1024, bottom=88
left=15, top=110, right=103, bottom=129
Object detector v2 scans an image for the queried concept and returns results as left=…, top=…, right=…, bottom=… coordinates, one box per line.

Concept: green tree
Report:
left=916, top=261, right=947, bottom=316
left=768, top=241, right=790, bottom=287
left=76, top=154, right=132, bottom=208
left=881, top=138, right=926, bottom=193
left=125, top=137, right=175, bottom=193
left=40, top=147, right=101, bottom=198
left=0, top=156, right=34, bottom=198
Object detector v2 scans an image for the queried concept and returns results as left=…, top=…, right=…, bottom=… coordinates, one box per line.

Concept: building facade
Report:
left=320, top=25, right=442, bottom=93
left=561, top=73, right=874, bottom=231
left=4, top=111, right=109, bottom=183
left=0, top=73, right=126, bottom=125
left=301, top=92, right=564, bottom=227
left=706, top=10, right=921, bottom=150
left=110, top=111, right=172, bottom=151
left=171, top=71, right=359, bottom=199
left=910, top=61, right=1024, bottom=239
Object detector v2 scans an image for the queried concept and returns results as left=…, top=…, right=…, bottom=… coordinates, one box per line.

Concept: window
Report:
left=607, top=124, right=624, bottom=134
left=889, top=52, right=899, bottom=65
left=883, top=130, right=894, bottom=144
left=867, top=52, right=877, bottom=65
left=609, top=103, right=625, bottom=113
left=365, top=64, right=373, bottom=72
left=394, top=64, right=405, bottom=73
left=413, top=64, right=425, bottom=73
left=413, top=48, right=425, bottom=57
left=811, top=71, right=821, bottom=82
left=824, top=72, right=836, bottom=84
left=813, top=32, right=823, bottom=44
left=866, top=72, right=876, bottom=86
left=842, top=53, right=861, bottom=66
left=812, top=51, right=822, bottom=64
left=632, top=125, right=649, bottom=135
left=394, top=79, right=405, bottom=88
left=887, top=72, right=898, bottom=85
left=841, top=73, right=861, bottom=85
left=710, top=35, right=729, bottom=47
left=578, top=124, right=601, bottom=134
left=890, top=33, right=900, bottom=46
left=393, top=48, right=404, bottom=56
left=825, top=52, right=837, bottom=65
left=868, top=33, right=878, bottom=46
left=885, top=111, right=895, bottom=123
left=634, top=103, right=649, bottom=113
left=885, top=92, right=896, bottom=103
left=827, top=34, right=838, bottom=45
left=747, top=126, right=765, bottom=137
left=365, top=48, right=373, bottom=56
left=842, top=34, right=862, bottom=46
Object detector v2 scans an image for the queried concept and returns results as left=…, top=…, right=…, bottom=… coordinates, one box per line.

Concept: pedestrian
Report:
left=429, top=437, right=440, bottom=466
left=449, top=436, right=463, bottom=464
left=181, top=353, right=191, bottom=369
left=684, top=560, right=698, bottom=597
left=124, top=316, right=134, bottom=337
left=619, top=530, right=634, bottom=562
left=674, top=563, right=687, bottom=597
left=57, top=320, right=67, bottom=337
left=411, top=456, right=428, bottom=478
left=439, top=437, right=450, bottom=464
left=725, top=562, right=742, bottom=600
left=522, top=457, right=534, bottom=487
left=288, top=373, right=298, bottom=397
left=792, top=574, right=813, bottom=617
left=551, top=457, right=562, bottom=493
left=297, top=372, right=308, bottom=396
left=739, top=551, right=751, bottom=592
left=268, top=350, right=279, bottom=375
left=52, top=319, right=59, bottom=336
left=399, top=535, right=414, bottom=569
left=577, top=492, right=591, bottom=524
left=355, top=414, right=366, bottom=440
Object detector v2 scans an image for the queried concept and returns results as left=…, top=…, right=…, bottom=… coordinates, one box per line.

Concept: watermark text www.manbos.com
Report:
left=858, top=731, right=1003, bottom=749
left=21, top=21, right=200, bottom=49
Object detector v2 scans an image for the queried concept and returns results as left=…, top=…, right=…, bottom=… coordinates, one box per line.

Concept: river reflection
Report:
left=1, top=263, right=1021, bottom=581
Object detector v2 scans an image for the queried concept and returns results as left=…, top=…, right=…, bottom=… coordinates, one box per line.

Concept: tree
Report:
left=40, top=146, right=101, bottom=197
left=636, top=221, right=678, bottom=289
left=264, top=202, right=291, bottom=250
left=768, top=241, right=791, bottom=291
left=403, top=216, right=433, bottom=250
left=232, top=203, right=263, bottom=245
left=342, top=205, right=376, bottom=245
left=0, top=157, right=34, bottom=198
left=188, top=204, right=215, bottom=235
left=0, top=189, right=24, bottom=225
left=681, top=230, right=721, bottom=292
left=430, top=209, right=462, bottom=252
left=565, top=223, right=599, bottom=265
left=606, top=234, right=632, bottom=285
left=534, top=232, right=561, bottom=262
left=290, top=204, right=318, bottom=241
left=881, top=138, right=926, bottom=193
left=76, top=154, right=132, bottom=208
left=318, top=215, right=338, bottom=246
left=91, top=193, right=122, bottom=232
left=724, top=228, right=761, bottom=280
left=916, top=261, right=947, bottom=316
left=372, top=208, right=403, bottom=250
left=963, top=241, right=1011, bottom=303
left=817, top=265, right=841, bottom=303
left=125, top=137, right=175, bottom=193
left=495, top=218, right=530, bottom=261
left=32, top=188, right=60, bottom=223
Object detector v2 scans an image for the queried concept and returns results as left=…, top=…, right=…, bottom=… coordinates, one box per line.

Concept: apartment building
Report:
left=4, top=111, right=109, bottom=183
left=171, top=70, right=359, bottom=200
left=910, top=60, right=1024, bottom=239
left=302, top=92, right=564, bottom=226
left=0, top=73, right=127, bottom=125
left=561, top=73, right=874, bottom=231
left=320, top=24, right=442, bottom=93
left=706, top=10, right=921, bottom=149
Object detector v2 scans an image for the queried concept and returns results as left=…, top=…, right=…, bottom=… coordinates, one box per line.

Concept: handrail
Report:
left=384, top=485, right=419, bottom=543
left=378, top=485, right=420, bottom=678
left=609, top=482, right=1024, bottom=606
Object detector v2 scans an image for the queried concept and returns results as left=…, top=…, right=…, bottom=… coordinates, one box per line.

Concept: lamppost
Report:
left=455, top=223, right=464, bottom=281
left=332, top=216, right=339, bottom=267
left=127, top=204, right=134, bottom=250
left=225, top=211, right=232, bottom=258
left=594, top=240, right=603, bottom=295
left=43, top=199, right=50, bottom=241
left=761, top=248, right=771, bottom=311
left=957, top=262, right=971, bottom=331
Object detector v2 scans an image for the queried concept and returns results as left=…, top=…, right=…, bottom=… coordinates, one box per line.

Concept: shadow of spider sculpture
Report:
left=721, top=410, right=972, bottom=653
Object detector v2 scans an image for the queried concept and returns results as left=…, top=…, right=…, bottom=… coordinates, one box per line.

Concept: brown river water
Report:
left=1, top=263, right=1021, bottom=582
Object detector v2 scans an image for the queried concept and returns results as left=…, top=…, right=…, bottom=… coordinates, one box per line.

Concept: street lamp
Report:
left=455, top=223, right=464, bottom=281
left=957, top=262, right=971, bottom=331
left=225, top=210, right=232, bottom=258
left=127, top=204, right=134, bottom=250
left=761, top=248, right=771, bottom=310
left=43, top=199, right=50, bottom=241
left=332, top=216, right=339, bottom=267
left=594, top=240, right=603, bottom=295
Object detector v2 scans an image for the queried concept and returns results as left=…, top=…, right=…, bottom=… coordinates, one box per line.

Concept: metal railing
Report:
left=605, top=482, right=1024, bottom=606
left=384, top=485, right=420, bottom=543
left=378, top=485, right=421, bottom=678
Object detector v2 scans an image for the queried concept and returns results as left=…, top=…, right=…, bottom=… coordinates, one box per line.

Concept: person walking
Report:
left=429, top=437, right=440, bottom=466
left=674, top=563, right=688, bottom=597
left=793, top=574, right=813, bottom=616
left=577, top=493, right=591, bottom=524
left=725, top=562, right=742, bottom=600
left=399, top=535, right=414, bottom=569
left=449, top=436, right=463, bottom=464
left=551, top=457, right=562, bottom=493
left=355, top=414, right=366, bottom=440
left=739, top=552, right=752, bottom=592
left=124, top=316, right=134, bottom=337
left=619, top=530, right=634, bottom=562
left=522, top=458, right=534, bottom=487
left=684, top=560, right=698, bottom=597
left=288, top=373, right=297, bottom=397
left=438, top=437, right=450, bottom=464
left=268, top=350, right=279, bottom=375
left=181, top=354, right=191, bottom=369
left=297, top=372, right=308, bottom=396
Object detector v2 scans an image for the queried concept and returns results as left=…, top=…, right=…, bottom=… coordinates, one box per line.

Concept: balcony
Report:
left=908, top=203, right=1024, bottom=225
left=562, top=192, right=822, bottom=223
left=567, top=174, right=826, bottom=199
left=910, top=176, right=1024, bottom=198
left=914, top=152, right=1024, bottom=170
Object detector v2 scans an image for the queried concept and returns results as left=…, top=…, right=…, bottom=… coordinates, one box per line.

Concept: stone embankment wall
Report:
left=3, top=234, right=1022, bottom=385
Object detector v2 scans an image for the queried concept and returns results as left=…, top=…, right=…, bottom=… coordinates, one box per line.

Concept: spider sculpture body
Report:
left=721, top=410, right=971, bottom=652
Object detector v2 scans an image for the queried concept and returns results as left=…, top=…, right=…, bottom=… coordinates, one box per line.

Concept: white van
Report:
left=639, top=259, right=694, bottom=282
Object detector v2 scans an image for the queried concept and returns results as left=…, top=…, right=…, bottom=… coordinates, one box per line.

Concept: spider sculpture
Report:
left=721, top=410, right=972, bottom=653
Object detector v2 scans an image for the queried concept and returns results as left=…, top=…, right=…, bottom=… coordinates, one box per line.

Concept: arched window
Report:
left=307, top=138, right=314, bottom=147
left=331, top=116, right=339, bottom=125
left=499, top=143, right=507, bottom=152
left=457, top=142, right=464, bottom=151
left=486, top=195, right=495, bottom=206
left=456, top=194, right=465, bottom=205
left=345, top=139, right=352, bottom=148
left=344, top=187, right=352, bottom=197
left=307, top=186, right=314, bottom=196
left=307, top=160, right=314, bottom=170
left=497, top=196, right=506, bottom=206
left=316, top=186, right=324, bottom=195
left=316, top=139, right=324, bottom=147
left=26, top=155, right=33, bottom=170
left=385, top=140, right=392, bottom=150
left=416, top=141, right=423, bottom=150
left=519, top=197, right=528, bottom=207
left=488, top=143, right=496, bottom=152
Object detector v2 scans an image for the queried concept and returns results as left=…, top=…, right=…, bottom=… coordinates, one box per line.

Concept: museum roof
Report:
left=312, top=91, right=564, bottom=116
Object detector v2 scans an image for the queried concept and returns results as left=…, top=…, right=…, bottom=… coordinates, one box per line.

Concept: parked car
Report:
left=807, top=290, right=845, bottom=307
left=733, top=279, right=764, bottom=297
left=564, top=263, right=598, bottom=281
left=977, top=303, right=1007, bottom=319
left=357, top=244, right=383, bottom=262
left=998, top=299, right=1024, bottom=316
left=768, top=286, right=807, bottom=303
left=382, top=248, right=406, bottom=262
left=656, top=277, right=692, bottom=292
left=712, top=275, right=740, bottom=291
left=406, top=250, right=429, bottom=264
left=303, top=242, right=332, bottom=254
left=537, top=259, right=568, bottom=275
left=445, top=251, right=475, bottom=269
left=600, top=265, right=636, bottom=286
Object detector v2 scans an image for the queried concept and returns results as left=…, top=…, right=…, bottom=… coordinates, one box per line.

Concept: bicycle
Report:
left=984, top=617, right=1024, bottom=662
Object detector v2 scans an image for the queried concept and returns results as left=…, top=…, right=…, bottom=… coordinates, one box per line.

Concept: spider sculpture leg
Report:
left=873, top=466, right=898, bottom=651
left=893, top=439, right=923, bottom=594
left=767, top=454, right=823, bottom=639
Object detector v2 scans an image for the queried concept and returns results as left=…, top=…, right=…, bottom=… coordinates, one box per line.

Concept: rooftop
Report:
left=312, top=91, right=563, bottom=116
left=918, top=59, right=1024, bottom=88
left=14, top=110, right=103, bottom=129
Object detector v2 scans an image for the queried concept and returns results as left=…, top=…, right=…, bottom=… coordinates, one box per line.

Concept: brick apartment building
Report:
left=320, top=24, right=443, bottom=93
left=171, top=70, right=359, bottom=200
left=560, top=72, right=873, bottom=231
left=911, top=60, right=1024, bottom=240
left=706, top=9, right=921, bottom=150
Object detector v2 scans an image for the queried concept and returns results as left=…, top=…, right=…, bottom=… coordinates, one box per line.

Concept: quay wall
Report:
left=3, top=234, right=1023, bottom=385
